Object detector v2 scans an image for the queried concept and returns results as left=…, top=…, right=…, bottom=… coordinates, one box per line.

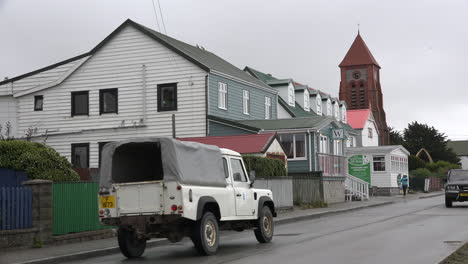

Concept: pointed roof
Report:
left=347, top=109, right=371, bottom=129
left=339, top=33, right=380, bottom=68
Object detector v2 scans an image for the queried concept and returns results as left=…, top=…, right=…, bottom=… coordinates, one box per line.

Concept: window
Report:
left=98, top=142, right=111, bottom=167
left=368, top=127, right=373, bottom=139
left=71, top=143, right=89, bottom=168
left=320, top=135, right=329, bottom=153
left=243, top=90, right=250, bottom=115
left=280, top=134, right=306, bottom=160
left=334, top=103, right=339, bottom=120
left=341, top=106, right=346, bottom=122
left=347, top=136, right=355, bottom=148
left=351, top=84, right=357, bottom=109
left=327, top=100, right=332, bottom=116
left=34, top=95, right=43, bottom=111
left=373, top=156, right=385, bottom=172
left=304, top=90, right=310, bottom=111
left=359, top=83, right=365, bottom=108
left=99, top=89, right=118, bottom=114
left=71, top=91, right=89, bottom=116
left=218, top=82, right=227, bottom=109
left=157, top=83, right=177, bottom=111
left=333, top=140, right=343, bottom=155
left=265, top=97, right=271, bottom=119
left=316, top=96, right=322, bottom=115
left=288, top=84, right=295, bottom=106
left=223, top=158, right=229, bottom=179
left=231, top=158, right=247, bottom=182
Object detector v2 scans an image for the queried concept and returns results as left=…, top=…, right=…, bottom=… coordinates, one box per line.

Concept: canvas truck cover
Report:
left=100, top=137, right=227, bottom=188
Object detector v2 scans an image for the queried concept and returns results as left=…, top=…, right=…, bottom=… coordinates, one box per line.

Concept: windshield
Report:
left=448, top=170, right=468, bottom=181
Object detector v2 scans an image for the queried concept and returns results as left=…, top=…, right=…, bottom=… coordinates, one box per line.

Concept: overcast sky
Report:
left=1, top=0, right=467, bottom=140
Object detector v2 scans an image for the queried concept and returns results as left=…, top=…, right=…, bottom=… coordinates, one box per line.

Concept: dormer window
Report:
left=288, top=84, right=295, bottom=106
left=316, top=95, right=322, bottom=115
left=334, top=102, right=339, bottom=120
left=327, top=100, right=332, bottom=116
left=341, top=105, right=347, bottom=122
left=304, top=90, right=310, bottom=111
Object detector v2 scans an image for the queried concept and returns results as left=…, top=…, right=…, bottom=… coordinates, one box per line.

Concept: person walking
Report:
left=400, top=175, right=409, bottom=196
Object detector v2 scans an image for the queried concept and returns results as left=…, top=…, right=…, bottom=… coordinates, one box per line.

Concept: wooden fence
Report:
left=255, top=177, right=293, bottom=209
left=0, top=186, right=33, bottom=230
left=291, top=175, right=323, bottom=204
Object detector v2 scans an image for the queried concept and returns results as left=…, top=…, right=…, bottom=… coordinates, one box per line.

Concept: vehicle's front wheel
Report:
left=192, top=212, right=219, bottom=255
left=117, top=227, right=147, bottom=258
left=254, top=206, right=274, bottom=243
left=445, top=197, right=453, bottom=208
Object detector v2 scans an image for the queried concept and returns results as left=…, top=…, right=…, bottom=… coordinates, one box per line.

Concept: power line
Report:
left=157, top=0, right=168, bottom=35
left=151, top=0, right=161, bottom=32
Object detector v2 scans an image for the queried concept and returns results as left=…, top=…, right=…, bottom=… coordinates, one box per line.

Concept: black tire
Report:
left=445, top=197, right=453, bottom=208
left=117, top=228, right=147, bottom=258
left=192, top=212, right=219, bottom=256
left=254, top=206, right=274, bottom=243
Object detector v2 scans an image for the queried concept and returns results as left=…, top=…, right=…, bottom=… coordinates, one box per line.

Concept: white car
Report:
left=98, top=137, right=276, bottom=257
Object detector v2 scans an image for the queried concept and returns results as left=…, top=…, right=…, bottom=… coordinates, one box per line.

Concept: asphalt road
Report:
left=69, top=196, right=468, bottom=264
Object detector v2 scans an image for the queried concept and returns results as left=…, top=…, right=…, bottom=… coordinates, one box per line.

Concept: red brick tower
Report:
left=339, top=33, right=390, bottom=145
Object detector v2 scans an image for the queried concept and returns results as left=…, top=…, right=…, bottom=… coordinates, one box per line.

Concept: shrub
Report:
left=409, top=155, right=426, bottom=171
left=0, top=140, right=79, bottom=181
left=242, top=155, right=287, bottom=177
left=426, top=160, right=461, bottom=176
left=410, top=168, right=431, bottom=178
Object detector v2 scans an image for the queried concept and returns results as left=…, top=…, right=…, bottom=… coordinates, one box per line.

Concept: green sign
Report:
left=348, top=155, right=371, bottom=183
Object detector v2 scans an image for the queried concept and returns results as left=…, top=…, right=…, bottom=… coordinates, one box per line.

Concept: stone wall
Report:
left=371, top=187, right=400, bottom=196
left=322, top=178, right=346, bottom=204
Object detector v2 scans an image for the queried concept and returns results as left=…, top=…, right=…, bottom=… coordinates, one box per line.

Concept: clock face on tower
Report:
left=353, top=71, right=361, bottom=80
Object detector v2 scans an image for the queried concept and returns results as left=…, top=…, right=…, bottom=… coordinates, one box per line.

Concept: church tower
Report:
left=339, top=33, right=390, bottom=145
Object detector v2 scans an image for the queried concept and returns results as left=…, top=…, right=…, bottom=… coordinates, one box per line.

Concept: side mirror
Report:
left=249, top=170, right=256, bottom=187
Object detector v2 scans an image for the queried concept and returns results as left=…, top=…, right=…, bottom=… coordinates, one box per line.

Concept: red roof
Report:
left=347, top=109, right=371, bottom=129
left=339, top=34, right=380, bottom=67
left=178, top=133, right=277, bottom=154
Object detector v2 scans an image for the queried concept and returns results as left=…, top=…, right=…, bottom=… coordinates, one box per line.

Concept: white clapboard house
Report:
left=0, top=19, right=278, bottom=169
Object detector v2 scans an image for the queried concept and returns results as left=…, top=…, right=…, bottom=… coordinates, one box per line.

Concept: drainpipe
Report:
left=141, top=64, right=147, bottom=124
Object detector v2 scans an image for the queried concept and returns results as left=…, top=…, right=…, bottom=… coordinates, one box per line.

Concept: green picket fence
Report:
left=52, top=182, right=113, bottom=236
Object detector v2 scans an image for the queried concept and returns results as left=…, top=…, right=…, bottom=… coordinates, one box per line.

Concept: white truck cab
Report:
left=99, top=138, right=276, bottom=257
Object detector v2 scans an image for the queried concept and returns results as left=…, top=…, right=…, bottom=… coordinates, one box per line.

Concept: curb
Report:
left=274, top=201, right=394, bottom=225
left=437, top=239, right=468, bottom=264
left=418, top=192, right=444, bottom=199
left=13, top=238, right=170, bottom=264
left=14, top=201, right=394, bottom=264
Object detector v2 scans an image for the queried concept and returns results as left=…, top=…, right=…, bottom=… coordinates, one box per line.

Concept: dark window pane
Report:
left=72, top=144, right=89, bottom=168
left=158, top=83, right=177, bottom=111
left=34, top=96, right=43, bottom=111
left=295, top=134, right=306, bottom=158
left=100, top=89, right=117, bottom=114
left=223, top=158, right=229, bottom=178
left=72, top=92, right=89, bottom=116
left=280, top=134, right=294, bottom=159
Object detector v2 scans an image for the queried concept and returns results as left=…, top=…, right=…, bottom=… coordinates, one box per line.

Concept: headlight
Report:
left=447, top=185, right=459, bottom=190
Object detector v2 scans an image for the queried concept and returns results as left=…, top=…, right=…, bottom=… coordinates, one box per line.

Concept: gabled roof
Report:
left=447, top=140, right=468, bottom=156
left=347, top=145, right=410, bottom=156
left=278, top=96, right=317, bottom=118
left=243, top=67, right=278, bottom=83
left=339, top=33, right=380, bottom=68
left=347, top=109, right=371, bottom=129
left=1, top=19, right=274, bottom=94
left=178, top=133, right=280, bottom=154
left=236, top=116, right=335, bottom=131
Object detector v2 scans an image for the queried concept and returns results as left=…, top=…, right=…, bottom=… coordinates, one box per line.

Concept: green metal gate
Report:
left=52, top=182, right=112, bottom=235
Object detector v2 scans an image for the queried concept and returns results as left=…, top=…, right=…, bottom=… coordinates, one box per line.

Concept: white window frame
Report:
left=319, top=135, right=329, bottom=154
left=265, top=96, right=272, bottom=119
left=316, top=96, right=322, bottom=115
left=218, top=82, right=227, bottom=110
left=327, top=100, right=332, bottom=116
left=341, top=105, right=346, bottom=122
left=280, top=133, right=307, bottom=161
left=242, top=90, right=250, bottom=115
left=368, top=127, right=373, bottom=139
left=373, top=155, right=386, bottom=172
left=304, top=90, right=310, bottom=111
left=288, top=84, right=295, bottom=106
left=333, top=140, right=343, bottom=156
left=334, top=103, right=339, bottom=120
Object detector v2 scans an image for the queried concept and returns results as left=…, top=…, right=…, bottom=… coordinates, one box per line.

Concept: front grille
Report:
left=460, top=185, right=468, bottom=191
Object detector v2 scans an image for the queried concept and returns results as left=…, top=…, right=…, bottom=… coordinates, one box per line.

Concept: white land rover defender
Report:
left=98, top=137, right=276, bottom=257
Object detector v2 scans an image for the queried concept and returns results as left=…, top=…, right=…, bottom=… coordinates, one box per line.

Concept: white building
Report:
left=346, top=145, right=409, bottom=195
left=346, top=109, right=379, bottom=147
left=447, top=140, right=468, bottom=169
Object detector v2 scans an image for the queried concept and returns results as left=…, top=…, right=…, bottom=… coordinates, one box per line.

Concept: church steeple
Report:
left=339, top=34, right=380, bottom=68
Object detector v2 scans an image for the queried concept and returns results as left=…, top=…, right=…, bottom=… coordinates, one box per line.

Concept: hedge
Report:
left=242, top=155, right=287, bottom=177
left=0, top=140, right=79, bottom=181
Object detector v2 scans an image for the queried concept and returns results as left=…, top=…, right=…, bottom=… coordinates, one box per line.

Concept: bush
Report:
left=426, top=160, right=461, bottom=175
left=409, top=155, right=426, bottom=171
left=410, top=168, right=431, bottom=178
left=0, top=140, right=79, bottom=181
left=242, top=155, right=287, bottom=177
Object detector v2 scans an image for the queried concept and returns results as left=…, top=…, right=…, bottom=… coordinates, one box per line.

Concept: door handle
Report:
left=236, top=194, right=242, bottom=197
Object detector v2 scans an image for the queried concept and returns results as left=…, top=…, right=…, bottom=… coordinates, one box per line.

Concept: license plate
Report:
left=460, top=193, right=468, bottom=197
left=99, top=195, right=115, bottom=208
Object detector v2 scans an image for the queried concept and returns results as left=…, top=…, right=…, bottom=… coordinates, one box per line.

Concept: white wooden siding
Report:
left=361, top=120, right=379, bottom=146
left=0, top=96, right=17, bottom=136
left=15, top=25, right=207, bottom=166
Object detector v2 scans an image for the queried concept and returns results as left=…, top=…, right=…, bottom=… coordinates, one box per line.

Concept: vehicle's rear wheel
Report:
left=192, top=212, right=219, bottom=255
left=445, top=197, right=453, bottom=208
left=117, top=228, right=146, bottom=258
left=254, top=206, right=274, bottom=243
